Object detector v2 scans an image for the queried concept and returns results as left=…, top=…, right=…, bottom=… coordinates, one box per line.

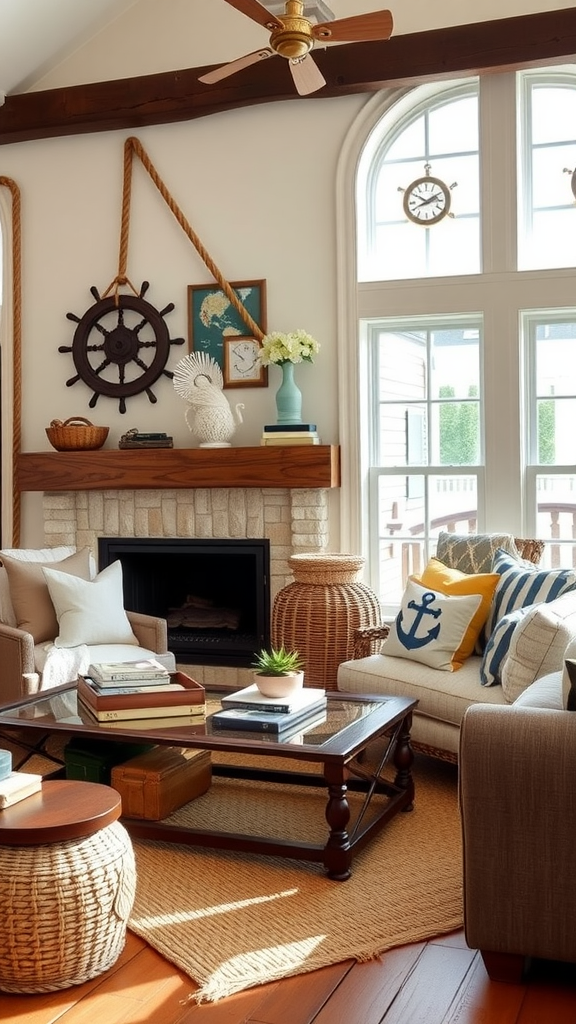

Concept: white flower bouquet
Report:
left=257, top=330, right=320, bottom=366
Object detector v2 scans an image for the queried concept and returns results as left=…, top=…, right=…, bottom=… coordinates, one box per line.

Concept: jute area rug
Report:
left=127, top=753, right=463, bottom=1003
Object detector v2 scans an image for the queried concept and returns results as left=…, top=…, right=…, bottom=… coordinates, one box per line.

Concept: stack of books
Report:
left=77, top=659, right=206, bottom=730
left=260, top=423, right=320, bottom=446
left=212, top=683, right=327, bottom=738
left=0, top=771, right=43, bottom=809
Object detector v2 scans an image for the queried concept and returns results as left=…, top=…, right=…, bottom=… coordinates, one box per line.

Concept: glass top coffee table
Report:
left=0, top=685, right=417, bottom=881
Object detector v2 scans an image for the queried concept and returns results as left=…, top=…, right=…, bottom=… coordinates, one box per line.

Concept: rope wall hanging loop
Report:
left=0, top=176, right=22, bottom=547
left=58, top=136, right=263, bottom=411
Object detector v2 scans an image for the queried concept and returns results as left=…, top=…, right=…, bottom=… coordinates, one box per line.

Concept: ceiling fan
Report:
left=198, top=0, right=394, bottom=97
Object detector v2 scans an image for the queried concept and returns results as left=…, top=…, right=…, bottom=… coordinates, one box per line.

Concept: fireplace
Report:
left=98, top=537, right=271, bottom=668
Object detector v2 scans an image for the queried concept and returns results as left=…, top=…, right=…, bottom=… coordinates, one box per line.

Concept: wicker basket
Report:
left=45, top=417, right=109, bottom=451
left=272, top=554, right=381, bottom=691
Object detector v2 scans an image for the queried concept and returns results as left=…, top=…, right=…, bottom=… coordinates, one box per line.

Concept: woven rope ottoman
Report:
left=0, top=779, right=136, bottom=993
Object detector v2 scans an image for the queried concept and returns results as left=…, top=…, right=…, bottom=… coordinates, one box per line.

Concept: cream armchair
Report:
left=0, top=545, right=175, bottom=706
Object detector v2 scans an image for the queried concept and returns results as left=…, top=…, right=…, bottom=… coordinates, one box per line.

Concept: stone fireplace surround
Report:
left=40, top=486, right=330, bottom=688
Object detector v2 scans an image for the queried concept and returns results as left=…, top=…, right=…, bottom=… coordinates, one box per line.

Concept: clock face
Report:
left=223, top=337, right=267, bottom=388
left=231, top=340, right=259, bottom=378
left=403, top=175, right=451, bottom=225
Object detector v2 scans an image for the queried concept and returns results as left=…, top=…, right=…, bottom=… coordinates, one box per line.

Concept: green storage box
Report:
left=64, top=738, right=153, bottom=785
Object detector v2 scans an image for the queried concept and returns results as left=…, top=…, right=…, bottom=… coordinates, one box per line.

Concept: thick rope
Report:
left=114, top=137, right=264, bottom=340
left=0, top=177, right=22, bottom=546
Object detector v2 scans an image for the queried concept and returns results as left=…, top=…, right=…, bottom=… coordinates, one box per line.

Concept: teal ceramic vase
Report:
left=275, top=361, right=302, bottom=424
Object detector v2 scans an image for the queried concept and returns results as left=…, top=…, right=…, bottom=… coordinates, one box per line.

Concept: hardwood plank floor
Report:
left=1, top=929, right=576, bottom=1024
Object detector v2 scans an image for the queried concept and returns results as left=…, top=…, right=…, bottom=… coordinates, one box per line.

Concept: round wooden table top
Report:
left=0, top=780, right=122, bottom=845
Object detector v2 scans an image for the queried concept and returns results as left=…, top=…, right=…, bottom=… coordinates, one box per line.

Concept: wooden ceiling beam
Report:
left=0, top=9, right=575, bottom=145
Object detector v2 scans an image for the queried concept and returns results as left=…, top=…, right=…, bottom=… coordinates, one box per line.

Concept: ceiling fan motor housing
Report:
left=270, top=17, right=314, bottom=59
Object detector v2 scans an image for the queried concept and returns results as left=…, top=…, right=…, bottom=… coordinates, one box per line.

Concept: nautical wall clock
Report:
left=399, top=163, right=457, bottom=226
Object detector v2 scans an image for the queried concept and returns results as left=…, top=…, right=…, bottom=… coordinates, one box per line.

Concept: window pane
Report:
left=360, top=84, right=480, bottom=281
left=428, top=95, right=478, bottom=153
left=375, top=472, right=478, bottom=606
left=519, top=75, right=576, bottom=270
left=532, top=143, right=576, bottom=208
left=532, top=86, right=576, bottom=145
left=537, top=473, right=576, bottom=568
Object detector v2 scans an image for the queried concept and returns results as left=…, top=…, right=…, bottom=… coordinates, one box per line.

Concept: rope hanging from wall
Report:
left=0, top=176, right=22, bottom=547
left=59, top=137, right=264, bottom=411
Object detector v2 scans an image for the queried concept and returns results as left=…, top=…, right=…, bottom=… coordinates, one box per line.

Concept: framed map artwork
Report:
left=187, top=280, right=267, bottom=387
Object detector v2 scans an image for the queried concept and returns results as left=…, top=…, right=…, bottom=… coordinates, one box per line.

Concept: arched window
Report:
left=338, top=68, right=576, bottom=613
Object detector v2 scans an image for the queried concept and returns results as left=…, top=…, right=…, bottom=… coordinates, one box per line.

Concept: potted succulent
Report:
left=251, top=646, right=305, bottom=698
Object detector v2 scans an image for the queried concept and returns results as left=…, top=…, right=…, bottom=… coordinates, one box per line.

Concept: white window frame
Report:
left=336, top=69, right=576, bottom=589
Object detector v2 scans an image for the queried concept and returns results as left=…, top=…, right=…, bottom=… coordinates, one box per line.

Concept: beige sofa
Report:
left=337, top=533, right=576, bottom=761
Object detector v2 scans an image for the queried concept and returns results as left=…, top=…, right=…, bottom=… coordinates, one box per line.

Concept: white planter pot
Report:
left=253, top=670, right=304, bottom=699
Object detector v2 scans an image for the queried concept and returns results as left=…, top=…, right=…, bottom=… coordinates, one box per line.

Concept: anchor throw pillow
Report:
left=383, top=578, right=483, bottom=672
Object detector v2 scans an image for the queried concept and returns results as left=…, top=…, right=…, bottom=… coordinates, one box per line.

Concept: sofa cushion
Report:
left=480, top=550, right=576, bottom=686
left=416, top=558, right=498, bottom=657
left=512, top=671, right=564, bottom=710
left=383, top=578, right=483, bottom=671
left=34, top=642, right=176, bottom=690
left=1, top=547, right=92, bottom=643
left=0, top=545, right=77, bottom=627
left=337, top=654, right=505, bottom=729
left=485, top=549, right=576, bottom=640
left=435, top=532, right=520, bottom=574
left=500, top=591, right=576, bottom=703
left=43, top=559, right=138, bottom=649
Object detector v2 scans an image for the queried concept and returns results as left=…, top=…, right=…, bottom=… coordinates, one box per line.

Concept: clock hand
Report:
left=414, top=192, right=441, bottom=207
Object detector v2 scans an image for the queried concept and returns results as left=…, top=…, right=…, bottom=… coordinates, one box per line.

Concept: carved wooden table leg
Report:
left=323, top=764, right=351, bottom=881
left=393, top=710, right=415, bottom=810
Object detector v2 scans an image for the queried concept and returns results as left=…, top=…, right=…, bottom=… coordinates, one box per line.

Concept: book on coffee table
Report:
left=77, top=674, right=206, bottom=720
left=0, top=771, right=42, bottom=808
left=88, top=659, right=170, bottom=684
left=211, top=697, right=328, bottom=734
left=221, top=683, right=326, bottom=715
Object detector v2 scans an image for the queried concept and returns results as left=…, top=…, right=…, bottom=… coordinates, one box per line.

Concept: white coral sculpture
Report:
left=173, top=352, right=244, bottom=447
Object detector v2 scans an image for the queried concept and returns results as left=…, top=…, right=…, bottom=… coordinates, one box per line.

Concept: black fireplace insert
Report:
left=98, top=537, right=271, bottom=667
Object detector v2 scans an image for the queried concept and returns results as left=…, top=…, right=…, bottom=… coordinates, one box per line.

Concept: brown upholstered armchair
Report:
left=459, top=703, right=576, bottom=980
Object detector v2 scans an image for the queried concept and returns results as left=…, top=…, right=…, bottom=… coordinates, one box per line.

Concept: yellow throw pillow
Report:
left=415, top=557, right=499, bottom=665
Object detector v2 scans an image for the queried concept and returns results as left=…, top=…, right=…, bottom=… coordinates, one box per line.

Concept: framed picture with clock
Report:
left=188, top=279, right=267, bottom=386
left=223, top=336, right=268, bottom=388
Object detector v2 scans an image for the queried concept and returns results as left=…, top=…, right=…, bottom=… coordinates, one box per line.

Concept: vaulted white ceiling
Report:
left=1, top=0, right=574, bottom=99
left=0, top=0, right=141, bottom=96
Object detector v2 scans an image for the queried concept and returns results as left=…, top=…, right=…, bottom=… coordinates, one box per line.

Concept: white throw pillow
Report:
left=42, top=559, right=138, bottom=649
left=383, top=577, right=482, bottom=672
left=500, top=590, right=576, bottom=703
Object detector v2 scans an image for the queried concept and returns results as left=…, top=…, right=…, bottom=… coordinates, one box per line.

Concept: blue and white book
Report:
left=221, top=683, right=326, bottom=715
left=211, top=697, right=328, bottom=734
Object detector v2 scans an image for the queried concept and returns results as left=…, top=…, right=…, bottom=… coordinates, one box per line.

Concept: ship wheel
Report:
left=60, top=281, right=185, bottom=412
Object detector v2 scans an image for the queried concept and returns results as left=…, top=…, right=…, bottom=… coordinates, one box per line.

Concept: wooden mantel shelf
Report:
left=16, top=445, right=340, bottom=492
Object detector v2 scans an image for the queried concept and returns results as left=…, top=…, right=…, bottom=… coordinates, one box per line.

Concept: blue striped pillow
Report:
left=480, top=550, right=576, bottom=686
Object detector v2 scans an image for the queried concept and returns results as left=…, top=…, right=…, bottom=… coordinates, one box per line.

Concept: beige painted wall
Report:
left=1, top=0, right=572, bottom=545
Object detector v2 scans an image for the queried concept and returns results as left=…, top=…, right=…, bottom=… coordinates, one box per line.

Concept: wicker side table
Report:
left=0, top=780, right=136, bottom=993
left=272, top=554, right=381, bottom=690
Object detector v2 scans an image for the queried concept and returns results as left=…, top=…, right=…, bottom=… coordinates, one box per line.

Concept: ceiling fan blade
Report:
left=199, top=48, right=276, bottom=85
left=222, top=0, right=283, bottom=29
left=289, top=54, right=326, bottom=96
left=313, top=10, right=393, bottom=44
